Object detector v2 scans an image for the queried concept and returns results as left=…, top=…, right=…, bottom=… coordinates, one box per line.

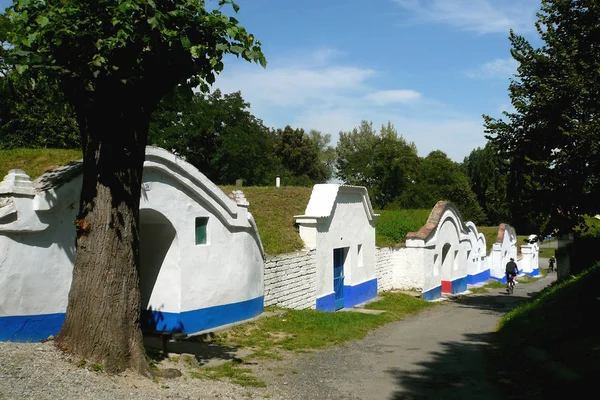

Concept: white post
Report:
left=276, top=176, right=280, bottom=187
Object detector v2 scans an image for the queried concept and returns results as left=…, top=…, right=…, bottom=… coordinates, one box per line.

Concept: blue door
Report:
left=333, top=248, right=345, bottom=310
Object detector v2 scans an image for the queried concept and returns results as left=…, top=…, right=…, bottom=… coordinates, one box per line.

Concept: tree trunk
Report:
left=55, top=94, right=152, bottom=376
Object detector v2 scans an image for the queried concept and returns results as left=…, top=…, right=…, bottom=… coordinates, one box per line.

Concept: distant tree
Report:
left=335, top=120, right=379, bottom=188
left=149, top=89, right=276, bottom=185
left=484, top=0, right=600, bottom=233
left=462, top=143, right=509, bottom=225
left=7, top=0, right=265, bottom=375
left=399, top=150, right=486, bottom=224
left=271, top=125, right=330, bottom=185
left=307, top=129, right=335, bottom=182
left=336, top=121, right=419, bottom=208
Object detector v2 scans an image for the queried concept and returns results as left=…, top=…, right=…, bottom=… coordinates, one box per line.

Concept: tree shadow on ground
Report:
left=386, top=289, right=551, bottom=399
left=387, top=332, right=514, bottom=400
left=447, top=289, right=538, bottom=314
left=143, top=331, right=250, bottom=366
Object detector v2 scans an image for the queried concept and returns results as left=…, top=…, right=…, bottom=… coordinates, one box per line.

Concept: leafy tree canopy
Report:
left=484, top=0, right=600, bottom=233
left=462, top=142, right=510, bottom=225
left=398, top=150, right=486, bottom=224
left=336, top=121, right=419, bottom=208
left=149, top=88, right=277, bottom=185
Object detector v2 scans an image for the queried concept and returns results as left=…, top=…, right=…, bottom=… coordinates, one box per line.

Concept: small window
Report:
left=195, top=217, right=208, bottom=245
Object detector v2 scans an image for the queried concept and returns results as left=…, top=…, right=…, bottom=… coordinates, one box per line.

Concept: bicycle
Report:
left=506, top=275, right=515, bottom=294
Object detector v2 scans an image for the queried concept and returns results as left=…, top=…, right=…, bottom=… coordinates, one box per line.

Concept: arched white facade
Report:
left=465, top=221, right=489, bottom=284
left=0, top=147, right=264, bottom=341
left=490, top=223, right=518, bottom=282
left=295, top=184, right=378, bottom=311
left=404, top=202, right=474, bottom=300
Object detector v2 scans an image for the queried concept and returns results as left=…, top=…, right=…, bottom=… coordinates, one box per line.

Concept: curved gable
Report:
left=296, top=184, right=378, bottom=222
left=406, top=201, right=468, bottom=243
left=496, top=223, right=516, bottom=244
left=4, top=146, right=254, bottom=232
left=143, top=147, right=246, bottom=229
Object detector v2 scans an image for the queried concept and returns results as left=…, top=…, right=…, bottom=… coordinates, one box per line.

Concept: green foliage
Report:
left=573, top=215, right=600, bottom=239
left=271, top=126, right=331, bottom=185
left=375, top=209, right=430, bottom=247
left=150, top=89, right=276, bottom=185
left=484, top=0, right=600, bottom=234
left=462, top=143, right=510, bottom=225
left=398, top=150, right=486, bottom=224
left=0, top=73, right=80, bottom=149
left=336, top=121, right=419, bottom=208
left=6, top=0, right=266, bottom=94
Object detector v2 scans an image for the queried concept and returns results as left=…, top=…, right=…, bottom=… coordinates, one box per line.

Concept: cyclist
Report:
left=548, top=256, right=556, bottom=272
left=505, top=258, right=519, bottom=291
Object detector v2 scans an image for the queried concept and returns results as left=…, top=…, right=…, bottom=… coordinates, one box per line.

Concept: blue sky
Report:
left=1, top=0, right=544, bottom=161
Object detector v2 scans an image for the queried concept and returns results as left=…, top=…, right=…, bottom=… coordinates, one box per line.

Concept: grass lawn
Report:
left=493, top=263, right=600, bottom=398
left=0, top=148, right=81, bottom=180
left=374, top=209, right=430, bottom=247
left=185, top=292, right=435, bottom=387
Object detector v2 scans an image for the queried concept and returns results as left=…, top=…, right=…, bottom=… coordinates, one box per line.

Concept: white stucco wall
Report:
left=403, top=202, right=475, bottom=299
left=296, top=185, right=378, bottom=310
left=0, top=170, right=80, bottom=319
left=490, top=224, right=518, bottom=280
left=465, top=221, right=488, bottom=281
left=0, top=147, right=265, bottom=340
left=139, top=164, right=263, bottom=314
left=519, top=242, right=540, bottom=275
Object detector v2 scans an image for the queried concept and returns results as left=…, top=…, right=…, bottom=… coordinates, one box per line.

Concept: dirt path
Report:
left=258, top=275, right=555, bottom=400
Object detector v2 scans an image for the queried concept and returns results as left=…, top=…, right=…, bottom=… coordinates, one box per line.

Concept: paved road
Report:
left=261, top=274, right=555, bottom=400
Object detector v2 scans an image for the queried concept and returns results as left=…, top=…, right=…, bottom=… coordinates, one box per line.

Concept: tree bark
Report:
left=55, top=90, right=153, bottom=376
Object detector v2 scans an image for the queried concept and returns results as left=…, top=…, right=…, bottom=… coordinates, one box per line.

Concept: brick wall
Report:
left=263, top=250, right=317, bottom=309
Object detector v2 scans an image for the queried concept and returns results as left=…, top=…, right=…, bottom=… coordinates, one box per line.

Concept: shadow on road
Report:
left=387, top=332, right=510, bottom=400
left=386, top=283, right=552, bottom=399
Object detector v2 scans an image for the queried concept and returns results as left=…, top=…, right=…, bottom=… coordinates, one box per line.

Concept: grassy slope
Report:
left=494, top=263, right=600, bottom=398
left=375, top=209, right=430, bottom=247
left=220, top=185, right=311, bottom=255
left=0, top=148, right=82, bottom=180
left=2, top=149, right=497, bottom=255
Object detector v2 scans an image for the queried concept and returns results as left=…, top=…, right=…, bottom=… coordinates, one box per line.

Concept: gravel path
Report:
left=1, top=274, right=553, bottom=400
left=0, top=340, right=276, bottom=400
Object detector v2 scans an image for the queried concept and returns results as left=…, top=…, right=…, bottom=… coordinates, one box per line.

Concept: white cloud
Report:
left=465, top=58, right=518, bottom=79
left=393, top=0, right=539, bottom=34
left=213, top=49, right=486, bottom=162
left=216, top=62, right=375, bottom=108
left=365, top=90, right=422, bottom=106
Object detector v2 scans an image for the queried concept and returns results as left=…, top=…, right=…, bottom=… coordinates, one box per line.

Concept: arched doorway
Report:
left=441, top=243, right=453, bottom=293
left=139, top=208, right=180, bottom=331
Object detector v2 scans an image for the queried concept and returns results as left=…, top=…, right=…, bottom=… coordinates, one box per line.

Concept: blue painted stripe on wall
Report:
left=0, top=312, right=65, bottom=342
left=467, top=269, right=491, bottom=285
left=525, top=268, right=540, bottom=277
left=143, top=296, right=264, bottom=334
left=1, top=297, right=265, bottom=342
left=343, top=278, right=378, bottom=309
left=451, top=276, right=468, bottom=294
left=316, top=293, right=336, bottom=312
left=422, top=285, right=442, bottom=301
